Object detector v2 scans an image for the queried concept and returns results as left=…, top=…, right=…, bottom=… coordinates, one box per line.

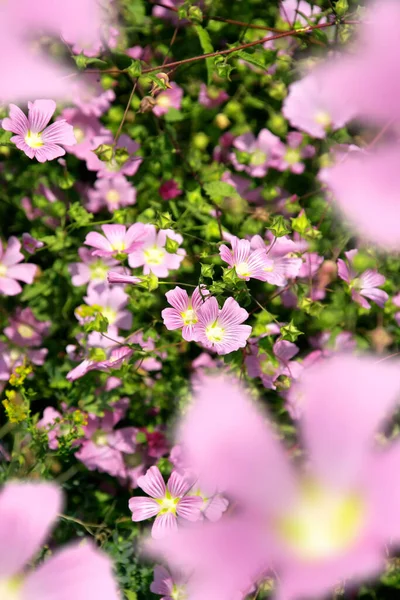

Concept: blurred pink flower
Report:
left=153, top=83, right=183, bottom=117
left=87, top=176, right=137, bottom=212
left=61, top=108, right=107, bottom=160
left=194, top=297, right=252, bottom=355
left=162, top=286, right=209, bottom=341
left=21, top=233, right=44, bottom=254
left=337, top=250, right=388, bottom=309
left=107, top=271, right=142, bottom=285
left=159, top=179, right=182, bottom=201
left=80, top=285, right=133, bottom=330
left=85, top=223, right=146, bottom=257
left=0, top=481, right=119, bottom=599
left=4, top=307, right=50, bottom=348
left=0, top=237, right=37, bottom=296
left=250, top=234, right=302, bottom=286
left=230, top=129, right=281, bottom=178
left=150, top=359, right=400, bottom=599
left=151, top=565, right=188, bottom=600
left=69, top=248, right=120, bottom=288
left=198, top=84, right=229, bottom=109
left=2, top=100, right=76, bottom=162
left=86, top=133, right=142, bottom=178
left=128, top=225, right=186, bottom=277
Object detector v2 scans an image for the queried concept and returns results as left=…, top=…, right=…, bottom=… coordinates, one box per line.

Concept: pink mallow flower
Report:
left=159, top=179, right=182, bottom=201
left=162, top=286, right=209, bottom=342
left=87, top=176, right=136, bottom=213
left=128, top=225, right=186, bottom=277
left=219, top=236, right=269, bottom=281
left=60, top=108, right=107, bottom=160
left=153, top=83, right=183, bottom=117
left=4, top=307, right=50, bottom=348
left=270, top=132, right=316, bottom=175
left=2, top=100, right=76, bottom=162
left=75, top=398, right=138, bottom=479
left=0, top=236, right=37, bottom=296
left=86, top=133, right=142, bottom=179
left=280, top=0, right=324, bottom=25
left=79, top=285, right=133, bottom=330
left=84, top=223, right=146, bottom=258
left=230, top=129, right=281, bottom=178
left=129, top=466, right=203, bottom=539
left=151, top=565, right=188, bottom=600
left=198, top=84, right=229, bottom=109
left=245, top=338, right=300, bottom=390
left=193, top=297, right=252, bottom=355
left=66, top=346, right=133, bottom=381
left=0, top=481, right=119, bottom=600
left=149, top=359, right=400, bottom=600
left=283, top=67, right=355, bottom=139
left=22, top=233, right=44, bottom=254
left=337, top=250, right=388, bottom=310
left=68, top=247, right=120, bottom=288
left=250, top=234, right=303, bottom=286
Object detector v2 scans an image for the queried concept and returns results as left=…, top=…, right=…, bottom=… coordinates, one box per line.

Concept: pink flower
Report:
left=22, top=233, right=44, bottom=254
left=246, top=338, right=300, bottom=390
left=283, top=67, right=355, bottom=139
left=280, top=0, right=324, bottom=25
left=194, top=297, right=252, bottom=355
left=337, top=250, right=388, bottom=310
left=198, top=84, right=229, bottom=109
left=250, top=234, right=302, bottom=286
left=219, top=236, right=269, bottom=281
left=66, top=346, right=133, bottom=381
left=2, top=100, right=76, bottom=162
left=69, top=248, right=120, bottom=288
left=4, top=307, right=50, bottom=348
left=162, top=286, right=209, bottom=341
left=230, top=129, right=281, bottom=178
left=128, top=225, right=186, bottom=277
left=151, top=565, right=188, bottom=600
left=159, top=179, right=182, bottom=201
left=87, top=176, right=137, bottom=213
left=150, top=359, right=400, bottom=599
left=153, top=83, right=183, bottom=117
left=0, top=236, right=37, bottom=296
left=84, top=223, right=146, bottom=257
left=269, top=132, right=316, bottom=175
left=72, top=74, right=116, bottom=118
left=75, top=398, right=137, bottom=478
left=0, top=481, right=119, bottom=599
left=322, top=144, right=400, bottom=251
left=61, top=108, right=107, bottom=160
left=80, top=286, right=133, bottom=330
left=129, top=466, right=203, bottom=539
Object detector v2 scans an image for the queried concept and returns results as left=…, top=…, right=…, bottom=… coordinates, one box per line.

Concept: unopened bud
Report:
left=215, top=113, right=230, bottom=129
left=94, top=144, right=114, bottom=162
left=139, top=96, right=157, bottom=113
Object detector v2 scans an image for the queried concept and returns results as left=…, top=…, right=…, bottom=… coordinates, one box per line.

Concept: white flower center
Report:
left=89, top=261, right=109, bottom=281
left=250, top=150, right=267, bottom=166
left=110, top=239, right=126, bottom=252
left=235, top=261, right=251, bottom=278
left=105, top=189, right=120, bottom=205
left=92, top=430, right=109, bottom=446
left=205, top=322, right=225, bottom=343
left=25, top=131, right=44, bottom=149
left=181, top=308, right=197, bottom=326
left=0, top=577, right=22, bottom=600
left=157, top=493, right=179, bottom=515
left=157, top=94, right=171, bottom=108
left=100, top=307, right=118, bottom=325
left=0, top=263, right=7, bottom=277
left=17, top=324, right=35, bottom=339
left=171, top=585, right=188, bottom=600
left=275, top=480, right=365, bottom=561
left=73, top=126, right=85, bottom=144
left=285, top=148, right=301, bottom=165
left=144, top=246, right=165, bottom=266
left=314, top=111, right=332, bottom=129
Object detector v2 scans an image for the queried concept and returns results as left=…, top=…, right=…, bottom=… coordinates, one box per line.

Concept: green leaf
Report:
left=68, top=203, right=94, bottom=226
left=203, top=181, right=239, bottom=204
left=234, top=50, right=269, bottom=71
left=163, top=108, right=185, bottom=123
left=201, top=263, right=214, bottom=279
left=84, top=312, right=109, bottom=334
left=193, top=24, right=214, bottom=85
left=268, top=215, right=291, bottom=238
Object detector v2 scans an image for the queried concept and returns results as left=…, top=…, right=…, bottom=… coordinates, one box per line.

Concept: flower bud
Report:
left=139, top=96, right=157, bottom=113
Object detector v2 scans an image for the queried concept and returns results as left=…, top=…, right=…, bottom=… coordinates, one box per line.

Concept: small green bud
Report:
left=335, top=0, right=349, bottom=17
left=193, top=132, right=209, bottom=150
left=188, top=6, right=203, bottom=23
left=126, top=59, right=142, bottom=78
left=114, top=147, right=130, bottom=167
left=280, top=321, right=303, bottom=343
left=142, top=273, right=159, bottom=291
left=157, top=212, right=174, bottom=229
left=94, top=144, right=114, bottom=162
left=165, top=237, right=179, bottom=253
left=201, top=263, right=214, bottom=279
left=268, top=215, right=291, bottom=237
left=269, top=82, right=287, bottom=101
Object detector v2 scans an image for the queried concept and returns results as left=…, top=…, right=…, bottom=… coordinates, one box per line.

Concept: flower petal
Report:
left=138, top=466, right=166, bottom=499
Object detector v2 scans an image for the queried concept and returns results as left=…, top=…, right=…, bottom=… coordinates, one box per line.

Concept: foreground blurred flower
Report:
left=0, top=481, right=119, bottom=599
left=337, top=250, right=388, bottom=309
left=0, top=237, right=37, bottom=296
left=2, top=100, right=76, bottom=162
left=151, top=565, right=188, bottom=600
left=84, top=223, right=146, bottom=257
left=162, top=286, right=209, bottom=341
left=194, top=297, right=252, bottom=355
left=148, top=358, right=400, bottom=599
left=129, top=466, right=203, bottom=539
